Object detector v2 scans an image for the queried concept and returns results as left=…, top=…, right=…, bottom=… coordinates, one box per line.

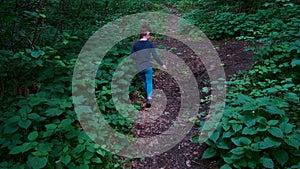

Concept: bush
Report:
left=185, top=1, right=300, bottom=168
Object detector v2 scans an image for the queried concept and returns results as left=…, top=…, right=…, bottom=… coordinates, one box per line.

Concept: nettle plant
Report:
left=201, top=89, right=300, bottom=169
left=0, top=49, right=124, bottom=169
left=0, top=88, right=122, bottom=169
left=199, top=60, right=300, bottom=169
left=193, top=2, right=300, bottom=169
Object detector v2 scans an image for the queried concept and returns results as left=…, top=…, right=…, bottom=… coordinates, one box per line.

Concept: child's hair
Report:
left=139, top=22, right=151, bottom=38
left=140, top=22, right=151, bottom=32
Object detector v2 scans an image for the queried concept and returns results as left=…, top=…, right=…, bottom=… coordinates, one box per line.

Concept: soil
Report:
left=125, top=5, right=254, bottom=169
left=125, top=37, right=254, bottom=169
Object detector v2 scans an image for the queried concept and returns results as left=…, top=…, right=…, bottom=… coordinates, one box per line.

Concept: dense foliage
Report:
left=180, top=0, right=300, bottom=168
left=0, top=0, right=164, bottom=168
left=1, top=0, right=299, bottom=168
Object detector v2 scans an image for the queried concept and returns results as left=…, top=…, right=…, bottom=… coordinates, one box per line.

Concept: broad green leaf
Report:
left=63, top=146, right=69, bottom=153
left=238, top=159, right=247, bottom=167
left=28, top=131, right=38, bottom=141
left=31, top=51, right=41, bottom=58
left=7, top=116, right=21, bottom=123
left=79, top=164, right=89, bottom=169
left=256, top=124, right=269, bottom=132
left=273, top=149, right=288, bottom=166
left=28, top=96, right=47, bottom=107
left=87, top=144, right=95, bottom=153
left=256, top=97, right=270, bottom=106
left=45, top=123, right=57, bottom=130
left=21, top=142, right=34, bottom=153
left=285, top=92, right=299, bottom=103
left=230, top=147, right=244, bottom=155
left=284, top=135, right=300, bottom=149
left=12, top=49, right=21, bottom=58
left=72, top=144, right=85, bottom=154
left=209, top=130, right=220, bottom=143
left=244, top=117, right=259, bottom=128
left=62, top=40, right=68, bottom=45
left=4, top=123, right=19, bottom=134
left=39, top=13, right=46, bottom=18
left=58, top=119, right=73, bottom=129
left=96, top=149, right=106, bottom=156
left=289, top=162, right=300, bottom=169
left=28, top=113, right=41, bottom=120
left=45, top=108, right=63, bottom=117
left=60, top=101, right=73, bottom=109
left=279, top=122, right=294, bottom=134
left=202, top=147, right=217, bottom=159
left=231, top=137, right=251, bottom=146
left=202, top=87, right=209, bottom=93
left=32, top=151, right=48, bottom=156
left=190, top=134, right=199, bottom=143
left=78, top=131, right=90, bottom=143
left=283, top=83, right=294, bottom=89
left=240, top=137, right=252, bottom=145
left=264, top=87, right=278, bottom=93
left=291, top=58, right=300, bottom=67
left=223, top=131, right=235, bottom=138
left=0, top=161, right=9, bottom=168
left=268, top=127, right=283, bottom=138
left=248, top=160, right=257, bottom=169
left=60, top=155, right=71, bottom=165
left=267, top=120, right=279, bottom=126
left=237, top=93, right=255, bottom=103
left=232, top=124, right=243, bottom=132
left=27, top=157, right=48, bottom=169
left=35, top=60, right=44, bottom=66
left=0, top=50, right=13, bottom=55
left=36, top=143, right=53, bottom=152
left=243, top=102, right=259, bottom=111
left=18, top=106, right=32, bottom=114
left=217, top=141, right=231, bottom=149
left=9, top=146, right=23, bottom=154
left=271, top=97, right=289, bottom=108
left=257, top=116, right=267, bottom=125
left=260, top=157, right=274, bottom=169
left=220, top=164, right=232, bottom=169
left=242, top=127, right=257, bottom=135
left=83, top=151, right=94, bottom=160
left=42, top=131, right=55, bottom=138
left=18, top=119, right=32, bottom=129
left=91, top=157, right=103, bottom=164
left=222, top=122, right=231, bottom=131
left=27, top=113, right=46, bottom=122
left=265, top=106, right=285, bottom=116
left=65, top=130, right=80, bottom=139
left=223, top=156, right=234, bottom=164
left=254, top=137, right=281, bottom=149
left=249, top=143, right=261, bottom=152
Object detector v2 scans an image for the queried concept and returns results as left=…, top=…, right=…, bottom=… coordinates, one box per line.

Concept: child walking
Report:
left=131, top=25, right=167, bottom=108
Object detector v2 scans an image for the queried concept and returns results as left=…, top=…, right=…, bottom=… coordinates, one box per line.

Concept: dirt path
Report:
left=127, top=37, right=253, bottom=169
left=127, top=6, right=253, bottom=169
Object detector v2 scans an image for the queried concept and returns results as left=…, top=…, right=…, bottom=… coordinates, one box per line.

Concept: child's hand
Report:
left=162, top=65, right=167, bottom=70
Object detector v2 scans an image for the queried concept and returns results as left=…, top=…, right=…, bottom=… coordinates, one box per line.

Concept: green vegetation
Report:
left=181, top=0, right=300, bottom=168
left=1, top=0, right=299, bottom=168
left=0, top=0, right=160, bottom=168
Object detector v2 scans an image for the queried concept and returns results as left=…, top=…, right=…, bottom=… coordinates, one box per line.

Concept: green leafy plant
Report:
left=185, top=1, right=300, bottom=168
left=199, top=92, right=300, bottom=169
left=0, top=0, right=169, bottom=168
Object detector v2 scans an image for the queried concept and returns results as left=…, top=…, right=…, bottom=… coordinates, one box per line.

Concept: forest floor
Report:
left=125, top=5, right=254, bottom=169
left=126, top=38, right=254, bottom=169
